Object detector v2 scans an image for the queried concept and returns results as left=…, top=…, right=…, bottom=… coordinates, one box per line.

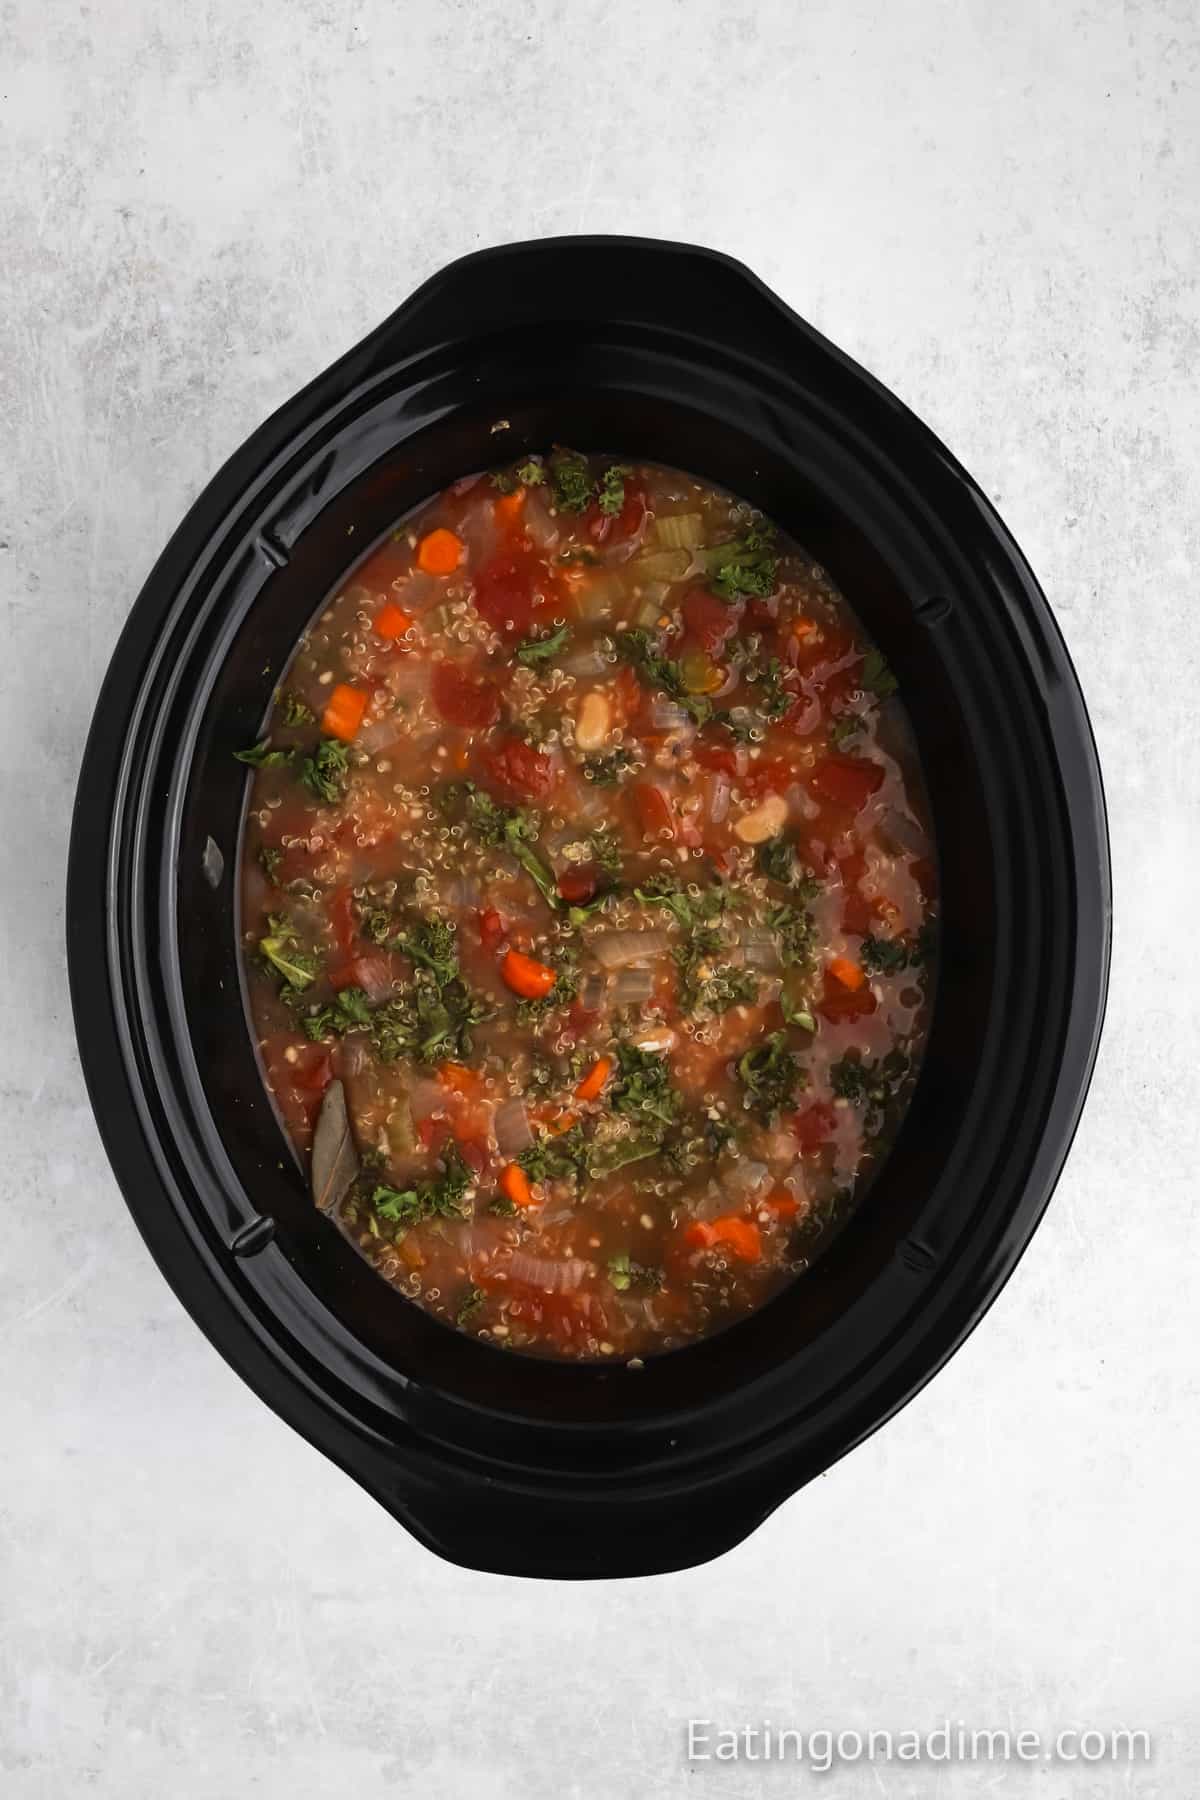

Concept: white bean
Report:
left=732, top=792, right=789, bottom=844
left=574, top=690, right=612, bottom=752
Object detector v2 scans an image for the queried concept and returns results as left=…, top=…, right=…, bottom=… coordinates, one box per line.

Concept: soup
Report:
left=236, top=453, right=937, bottom=1361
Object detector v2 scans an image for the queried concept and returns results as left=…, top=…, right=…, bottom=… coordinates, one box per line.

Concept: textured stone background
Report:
left=2, top=2, right=1197, bottom=1795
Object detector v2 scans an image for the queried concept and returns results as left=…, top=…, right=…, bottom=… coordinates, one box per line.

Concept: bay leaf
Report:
left=311, top=1078, right=358, bottom=1216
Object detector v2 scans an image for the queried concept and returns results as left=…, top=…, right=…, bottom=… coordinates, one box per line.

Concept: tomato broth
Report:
left=237, top=453, right=937, bottom=1361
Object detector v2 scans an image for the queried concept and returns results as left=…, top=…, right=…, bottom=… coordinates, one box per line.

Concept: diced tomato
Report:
left=681, top=586, right=738, bottom=656
left=472, top=551, right=547, bottom=638
left=741, top=756, right=794, bottom=801
left=694, top=742, right=740, bottom=776
left=330, top=953, right=393, bottom=1001
left=614, top=666, right=643, bottom=722
left=480, top=737, right=556, bottom=803
left=630, top=782, right=675, bottom=840
left=438, top=1061, right=484, bottom=1097
left=478, top=906, right=507, bottom=951
left=327, top=884, right=358, bottom=956
left=586, top=478, right=646, bottom=545
left=418, top=1117, right=451, bottom=1153
left=763, top=1185, right=801, bottom=1218
left=842, top=891, right=874, bottom=935
left=810, top=755, right=885, bottom=813
left=567, top=997, right=599, bottom=1033
left=557, top=866, right=598, bottom=905
left=818, top=967, right=879, bottom=1022
left=431, top=661, right=500, bottom=729
left=456, top=1136, right=489, bottom=1176
left=794, top=1101, right=837, bottom=1151
left=685, top=1216, right=762, bottom=1261
left=291, top=1044, right=332, bottom=1095
left=746, top=596, right=778, bottom=631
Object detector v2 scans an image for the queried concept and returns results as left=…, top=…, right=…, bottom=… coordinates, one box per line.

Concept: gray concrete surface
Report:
left=2, top=1, right=1197, bottom=1795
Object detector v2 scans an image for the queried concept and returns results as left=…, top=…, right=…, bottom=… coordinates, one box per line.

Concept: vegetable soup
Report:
left=237, top=452, right=937, bottom=1361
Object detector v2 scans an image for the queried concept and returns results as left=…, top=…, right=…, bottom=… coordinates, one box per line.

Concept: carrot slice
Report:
left=574, top=1055, right=613, bottom=1103
left=500, top=948, right=558, bottom=1000
left=545, top=1110, right=579, bottom=1136
left=416, top=528, right=464, bottom=576
left=493, top=490, right=526, bottom=526
left=499, top=1162, right=534, bottom=1208
left=828, top=955, right=866, bottom=992
left=374, top=601, right=413, bottom=641
left=438, top=1061, right=483, bottom=1096
left=321, top=683, right=368, bottom=742
left=686, top=1216, right=763, bottom=1261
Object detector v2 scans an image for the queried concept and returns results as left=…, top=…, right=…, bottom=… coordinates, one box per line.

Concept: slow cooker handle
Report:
left=362, top=235, right=819, bottom=375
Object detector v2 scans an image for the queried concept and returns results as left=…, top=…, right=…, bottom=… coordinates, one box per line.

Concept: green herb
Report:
left=456, top=1284, right=486, bottom=1325
left=488, top=1192, right=520, bottom=1217
left=301, top=737, right=350, bottom=805
left=829, top=1047, right=910, bottom=1127
left=634, top=874, right=727, bottom=931
left=780, top=991, right=817, bottom=1032
left=608, top=1251, right=664, bottom=1293
left=611, top=1040, right=680, bottom=1131
left=587, top=1127, right=667, bottom=1175
left=751, top=656, right=793, bottom=721
left=391, top=915, right=459, bottom=986
left=490, top=470, right=518, bottom=494
left=860, top=647, right=898, bottom=699
left=301, top=985, right=373, bottom=1041
left=755, top=836, right=796, bottom=884
left=705, top=523, right=779, bottom=601
left=259, top=845, right=283, bottom=883
left=516, top=947, right=580, bottom=1026
left=828, top=712, right=863, bottom=749
left=703, top=1113, right=737, bottom=1157
left=615, top=630, right=714, bottom=726
left=235, top=739, right=293, bottom=768
left=358, top=905, right=394, bottom=944
left=860, top=933, right=909, bottom=976
left=515, top=623, right=571, bottom=667
left=371, top=1143, right=473, bottom=1228
left=280, top=692, right=315, bottom=726
left=590, top=829, right=624, bottom=878
left=452, top=784, right=560, bottom=911
left=597, top=463, right=632, bottom=516
left=258, top=917, right=319, bottom=992
left=583, top=747, right=634, bottom=786
left=767, top=901, right=816, bottom=969
left=549, top=448, right=595, bottom=513
left=670, top=917, right=758, bottom=1015
left=517, top=458, right=546, bottom=487
left=737, top=1030, right=806, bottom=1121
left=518, top=1124, right=591, bottom=1185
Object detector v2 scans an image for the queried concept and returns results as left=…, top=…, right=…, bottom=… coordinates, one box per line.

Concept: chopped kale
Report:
left=755, top=836, right=796, bottom=884
left=705, top=523, right=779, bottom=601
left=518, top=1123, right=591, bottom=1185
left=829, top=1048, right=911, bottom=1127
left=456, top=1284, right=486, bottom=1325
left=371, top=1143, right=473, bottom=1228
left=615, top=630, right=715, bottom=726
left=451, top=783, right=559, bottom=910
left=280, top=692, right=315, bottom=727
left=390, top=915, right=460, bottom=986
left=235, top=739, right=293, bottom=769
left=301, top=985, right=373, bottom=1041
left=828, top=711, right=863, bottom=749
left=258, top=845, right=283, bottom=884
left=516, top=947, right=580, bottom=1026
left=610, top=1041, right=680, bottom=1131
left=515, top=623, right=571, bottom=667
left=589, top=829, right=624, bottom=878
left=737, top=1030, right=806, bottom=1120
left=859, top=933, right=910, bottom=976
left=597, top=463, right=632, bottom=516
left=583, top=746, right=634, bottom=786
left=517, top=458, right=546, bottom=487
left=258, top=917, right=319, bottom=992
left=766, top=901, right=816, bottom=969
left=608, top=1251, right=664, bottom=1293
left=860, top=647, right=898, bottom=699
left=549, top=448, right=595, bottom=513
left=301, top=737, right=350, bottom=805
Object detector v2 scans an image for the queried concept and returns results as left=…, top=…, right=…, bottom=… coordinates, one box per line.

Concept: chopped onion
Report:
left=494, top=1098, right=534, bottom=1157
left=612, top=966, right=654, bottom=1006
left=725, top=1159, right=771, bottom=1202
left=708, top=773, right=731, bottom=824
left=650, top=698, right=689, bottom=731
left=444, top=875, right=481, bottom=910
left=741, top=940, right=782, bottom=971
left=503, top=1252, right=591, bottom=1293
left=581, top=972, right=607, bottom=1010
left=880, top=808, right=927, bottom=856
left=651, top=512, right=704, bottom=551
left=562, top=646, right=608, bottom=680
left=591, top=929, right=669, bottom=970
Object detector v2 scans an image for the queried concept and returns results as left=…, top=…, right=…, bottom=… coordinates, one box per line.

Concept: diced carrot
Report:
left=713, top=1217, right=763, bottom=1261
left=493, top=490, right=526, bottom=526
left=416, top=528, right=465, bottom=576
left=438, top=1061, right=483, bottom=1097
left=684, top=1216, right=763, bottom=1261
left=374, top=601, right=413, bottom=641
left=574, top=1056, right=613, bottom=1103
left=828, top=955, right=866, bottom=992
left=499, top=1162, right=534, bottom=1208
left=321, top=682, right=368, bottom=742
left=546, top=1110, right=579, bottom=1136
left=500, top=948, right=558, bottom=1000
